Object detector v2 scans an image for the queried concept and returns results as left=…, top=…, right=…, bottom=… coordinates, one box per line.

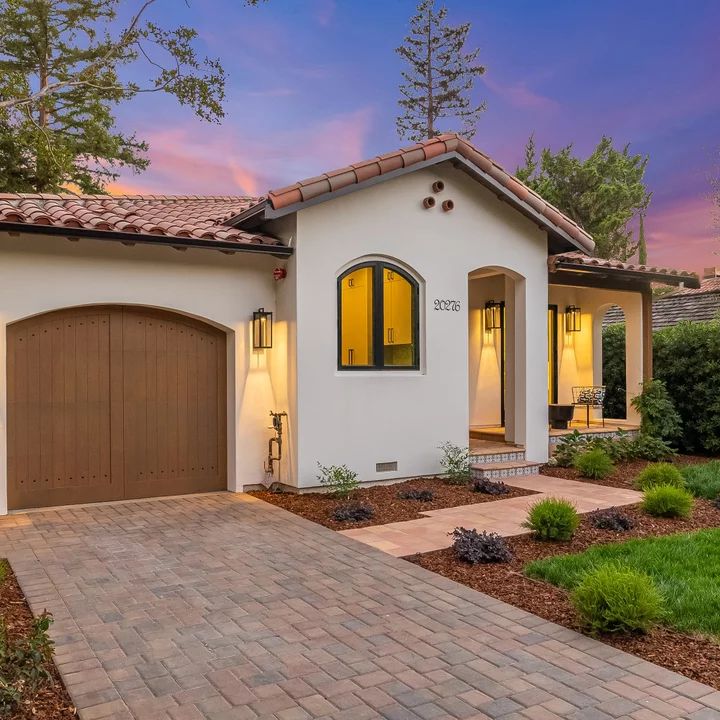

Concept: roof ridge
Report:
left=264, top=134, right=595, bottom=253
left=0, top=192, right=262, bottom=202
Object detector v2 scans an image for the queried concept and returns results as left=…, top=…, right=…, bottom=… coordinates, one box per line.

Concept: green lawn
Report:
left=526, top=529, right=720, bottom=637
left=681, top=461, right=720, bottom=499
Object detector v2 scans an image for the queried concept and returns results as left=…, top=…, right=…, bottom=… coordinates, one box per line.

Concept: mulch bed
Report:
left=250, top=476, right=537, bottom=530
left=541, top=454, right=712, bottom=489
left=0, top=562, right=77, bottom=719
left=407, top=499, right=720, bottom=690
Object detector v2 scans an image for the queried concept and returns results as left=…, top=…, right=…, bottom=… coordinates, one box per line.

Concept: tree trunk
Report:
left=425, top=5, right=433, bottom=139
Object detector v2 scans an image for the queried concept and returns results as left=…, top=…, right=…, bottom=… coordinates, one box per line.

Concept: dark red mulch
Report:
left=0, top=562, right=77, bottom=719
left=541, top=454, right=712, bottom=489
left=249, top=476, right=537, bottom=530
left=407, top=499, right=720, bottom=690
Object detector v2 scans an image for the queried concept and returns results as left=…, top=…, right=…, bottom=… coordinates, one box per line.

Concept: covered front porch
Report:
left=468, top=253, right=698, bottom=456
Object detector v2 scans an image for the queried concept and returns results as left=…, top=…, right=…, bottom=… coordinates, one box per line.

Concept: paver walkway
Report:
left=1, top=492, right=718, bottom=720
left=340, top=475, right=642, bottom=557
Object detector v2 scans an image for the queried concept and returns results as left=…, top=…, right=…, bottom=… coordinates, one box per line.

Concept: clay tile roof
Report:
left=265, top=133, right=595, bottom=252
left=0, top=193, right=283, bottom=250
left=548, top=251, right=700, bottom=287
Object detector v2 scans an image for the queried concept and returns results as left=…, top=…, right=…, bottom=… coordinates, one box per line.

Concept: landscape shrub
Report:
left=316, top=462, right=359, bottom=498
left=634, top=463, right=685, bottom=491
left=590, top=431, right=635, bottom=463
left=631, top=379, right=682, bottom=442
left=571, top=565, right=664, bottom=635
left=471, top=478, right=510, bottom=495
left=602, top=323, right=627, bottom=419
left=0, top=612, right=55, bottom=715
left=604, top=320, right=720, bottom=454
left=523, top=498, right=580, bottom=541
left=642, top=485, right=694, bottom=518
left=552, top=430, right=589, bottom=467
left=630, top=434, right=676, bottom=461
left=588, top=507, right=634, bottom=532
left=398, top=488, right=434, bottom=502
left=451, top=527, right=511, bottom=564
left=574, top=448, right=615, bottom=480
left=438, top=442, right=470, bottom=485
left=681, top=461, right=720, bottom=500
left=331, top=503, right=374, bottom=522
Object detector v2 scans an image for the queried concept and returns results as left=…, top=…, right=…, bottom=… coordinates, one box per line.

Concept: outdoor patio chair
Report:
left=572, top=386, right=606, bottom=428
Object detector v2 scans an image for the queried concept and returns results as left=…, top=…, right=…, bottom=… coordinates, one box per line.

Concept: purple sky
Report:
left=110, top=0, right=720, bottom=273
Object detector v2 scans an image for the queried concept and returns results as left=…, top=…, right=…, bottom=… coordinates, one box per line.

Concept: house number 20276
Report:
left=433, top=299, right=461, bottom=311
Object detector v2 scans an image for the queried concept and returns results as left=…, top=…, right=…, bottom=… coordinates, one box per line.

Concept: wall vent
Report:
left=376, top=461, right=398, bottom=473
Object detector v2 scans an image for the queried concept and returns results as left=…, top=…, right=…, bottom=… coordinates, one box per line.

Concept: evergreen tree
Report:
left=395, top=0, right=486, bottom=142
left=516, top=135, right=651, bottom=260
left=637, top=212, right=648, bottom=264
left=0, top=0, right=260, bottom=192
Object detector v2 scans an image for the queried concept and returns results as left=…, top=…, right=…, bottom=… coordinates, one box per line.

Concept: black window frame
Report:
left=337, top=261, right=420, bottom=371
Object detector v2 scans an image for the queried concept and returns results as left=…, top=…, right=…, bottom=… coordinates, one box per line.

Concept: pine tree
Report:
left=637, top=212, right=648, bottom=265
left=0, top=0, right=236, bottom=192
left=395, top=0, right=486, bottom=142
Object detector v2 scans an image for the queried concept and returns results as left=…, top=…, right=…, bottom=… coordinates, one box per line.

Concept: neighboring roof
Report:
left=0, top=193, right=290, bottom=254
left=237, top=133, right=595, bottom=254
left=668, top=276, right=720, bottom=296
left=548, top=252, right=700, bottom=288
left=604, top=291, right=720, bottom=329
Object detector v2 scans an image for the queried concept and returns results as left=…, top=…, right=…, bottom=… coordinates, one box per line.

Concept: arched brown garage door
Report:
left=8, top=306, right=227, bottom=510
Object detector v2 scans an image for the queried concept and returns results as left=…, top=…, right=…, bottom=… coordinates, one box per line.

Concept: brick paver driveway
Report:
left=1, top=493, right=719, bottom=720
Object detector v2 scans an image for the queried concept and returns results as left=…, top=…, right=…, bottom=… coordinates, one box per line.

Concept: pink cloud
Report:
left=645, top=196, right=718, bottom=272
left=483, top=76, right=560, bottom=111
left=109, top=106, right=375, bottom=198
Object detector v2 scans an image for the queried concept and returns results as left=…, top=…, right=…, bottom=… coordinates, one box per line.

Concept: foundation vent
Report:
left=376, top=461, right=398, bottom=473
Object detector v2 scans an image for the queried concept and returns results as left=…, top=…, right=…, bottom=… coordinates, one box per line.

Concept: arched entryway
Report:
left=7, top=305, right=227, bottom=510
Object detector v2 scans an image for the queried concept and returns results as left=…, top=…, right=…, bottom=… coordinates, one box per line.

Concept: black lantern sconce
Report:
left=484, top=301, right=503, bottom=331
left=253, top=308, right=273, bottom=349
left=565, top=305, right=582, bottom=333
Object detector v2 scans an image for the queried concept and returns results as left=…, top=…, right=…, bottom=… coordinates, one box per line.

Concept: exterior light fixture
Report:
left=565, top=305, right=581, bottom=333
left=484, top=301, right=503, bottom=331
left=253, top=308, right=273, bottom=349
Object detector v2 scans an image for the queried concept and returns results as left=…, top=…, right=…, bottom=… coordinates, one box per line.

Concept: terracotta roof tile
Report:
left=604, top=289, right=720, bottom=329
left=548, top=251, right=699, bottom=285
left=265, top=133, right=594, bottom=252
left=0, top=194, right=282, bottom=249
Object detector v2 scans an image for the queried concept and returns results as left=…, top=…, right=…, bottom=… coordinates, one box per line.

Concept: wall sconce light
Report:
left=484, top=301, right=503, bottom=331
left=565, top=305, right=582, bottom=333
left=253, top=307, right=273, bottom=349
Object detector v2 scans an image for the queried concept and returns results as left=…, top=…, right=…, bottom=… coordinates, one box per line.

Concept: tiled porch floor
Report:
left=340, top=475, right=642, bottom=557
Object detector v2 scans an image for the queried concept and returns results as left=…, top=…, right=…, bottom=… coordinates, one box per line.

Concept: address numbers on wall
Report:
left=433, top=299, right=461, bottom=311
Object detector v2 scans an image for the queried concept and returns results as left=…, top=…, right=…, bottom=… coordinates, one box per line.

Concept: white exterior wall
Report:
left=0, top=233, right=286, bottom=514
left=548, top=285, right=644, bottom=422
left=293, top=164, right=551, bottom=486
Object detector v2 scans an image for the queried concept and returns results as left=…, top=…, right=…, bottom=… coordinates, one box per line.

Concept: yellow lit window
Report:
left=340, top=266, right=374, bottom=366
left=338, top=262, right=418, bottom=370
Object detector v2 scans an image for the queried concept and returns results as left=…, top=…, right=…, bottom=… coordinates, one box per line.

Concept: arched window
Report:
left=338, top=261, right=419, bottom=370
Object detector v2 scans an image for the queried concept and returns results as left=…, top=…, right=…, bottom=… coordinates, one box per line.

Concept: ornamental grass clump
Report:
left=451, top=527, right=511, bottom=564
left=642, top=485, right=694, bottom=518
left=681, top=461, right=720, bottom=500
left=571, top=565, right=665, bottom=635
left=523, top=498, right=579, bottom=541
left=573, top=448, right=614, bottom=480
left=635, top=463, right=684, bottom=491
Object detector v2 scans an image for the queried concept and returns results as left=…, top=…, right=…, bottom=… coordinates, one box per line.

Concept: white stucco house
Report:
left=0, top=133, right=698, bottom=513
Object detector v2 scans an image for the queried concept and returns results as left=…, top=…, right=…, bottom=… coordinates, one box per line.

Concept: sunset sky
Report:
left=109, top=0, right=720, bottom=273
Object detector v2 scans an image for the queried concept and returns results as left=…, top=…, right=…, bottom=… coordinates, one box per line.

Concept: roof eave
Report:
left=237, top=152, right=592, bottom=255
left=551, top=259, right=700, bottom=289
left=0, top=221, right=293, bottom=257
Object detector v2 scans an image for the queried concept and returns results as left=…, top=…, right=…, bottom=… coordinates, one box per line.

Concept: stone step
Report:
left=469, top=448, right=526, bottom=465
left=470, top=460, right=543, bottom=481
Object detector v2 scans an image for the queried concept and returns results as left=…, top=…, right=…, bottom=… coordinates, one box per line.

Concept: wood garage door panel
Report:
left=121, top=309, right=226, bottom=500
left=8, top=309, right=118, bottom=509
left=8, top=306, right=227, bottom=510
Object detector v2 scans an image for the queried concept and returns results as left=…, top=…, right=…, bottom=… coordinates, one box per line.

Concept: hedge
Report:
left=603, top=320, right=720, bottom=454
